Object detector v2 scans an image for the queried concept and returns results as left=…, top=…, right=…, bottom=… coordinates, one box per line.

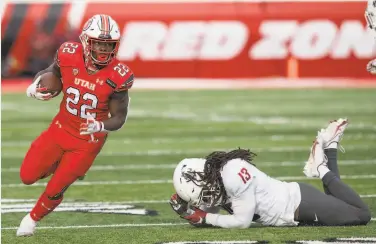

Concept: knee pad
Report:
left=20, top=170, right=38, bottom=185
left=358, top=209, right=371, bottom=225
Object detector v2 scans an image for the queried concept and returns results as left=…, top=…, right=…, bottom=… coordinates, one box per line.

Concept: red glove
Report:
left=182, top=207, right=208, bottom=225
left=169, top=193, right=188, bottom=216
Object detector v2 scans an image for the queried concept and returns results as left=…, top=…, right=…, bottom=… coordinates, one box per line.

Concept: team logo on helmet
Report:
left=83, top=18, right=93, bottom=31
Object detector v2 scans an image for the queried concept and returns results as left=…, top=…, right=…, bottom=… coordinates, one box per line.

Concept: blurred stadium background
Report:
left=1, top=0, right=376, bottom=243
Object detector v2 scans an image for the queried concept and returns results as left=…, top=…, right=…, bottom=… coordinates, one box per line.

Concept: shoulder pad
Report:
left=109, top=62, right=135, bottom=92
left=221, top=159, right=253, bottom=197
left=56, top=42, right=83, bottom=67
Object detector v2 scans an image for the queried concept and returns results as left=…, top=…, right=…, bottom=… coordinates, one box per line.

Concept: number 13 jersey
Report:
left=53, top=42, right=134, bottom=140
left=205, top=158, right=302, bottom=228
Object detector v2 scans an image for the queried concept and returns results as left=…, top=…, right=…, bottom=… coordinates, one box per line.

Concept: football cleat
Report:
left=303, top=134, right=328, bottom=178
left=16, top=214, right=37, bottom=237
left=319, top=118, right=349, bottom=152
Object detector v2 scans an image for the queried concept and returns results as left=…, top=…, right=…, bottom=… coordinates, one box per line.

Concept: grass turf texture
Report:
left=2, top=89, right=376, bottom=244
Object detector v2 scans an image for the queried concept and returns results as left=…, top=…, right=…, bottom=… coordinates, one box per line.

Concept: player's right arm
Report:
left=26, top=49, right=62, bottom=100
left=205, top=160, right=256, bottom=229
left=205, top=188, right=256, bottom=229
left=100, top=63, right=134, bottom=131
left=32, top=44, right=63, bottom=83
left=33, top=58, right=61, bottom=80
left=32, top=41, right=82, bottom=83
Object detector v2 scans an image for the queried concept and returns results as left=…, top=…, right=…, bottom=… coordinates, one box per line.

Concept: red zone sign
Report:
left=2, top=1, right=375, bottom=78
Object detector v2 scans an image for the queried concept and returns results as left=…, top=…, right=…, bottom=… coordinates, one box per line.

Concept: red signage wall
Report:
left=2, top=1, right=374, bottom=78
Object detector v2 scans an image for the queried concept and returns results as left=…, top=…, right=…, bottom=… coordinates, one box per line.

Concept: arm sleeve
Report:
left=55, top=41, right=81, bottom=68
left=206, top=188, right=256, bottom=228
left=113, top=63, right=135, bottom=92
left=205, top=159, right=256, bottom=229
left=199, top=206, right=221, bottom=214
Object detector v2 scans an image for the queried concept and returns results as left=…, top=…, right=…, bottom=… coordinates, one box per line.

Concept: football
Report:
left=38, top=72, right=63, bottom=97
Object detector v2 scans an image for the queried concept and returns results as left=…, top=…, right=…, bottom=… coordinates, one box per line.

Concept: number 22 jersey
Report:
left=53, top=42, right=134, bottom=140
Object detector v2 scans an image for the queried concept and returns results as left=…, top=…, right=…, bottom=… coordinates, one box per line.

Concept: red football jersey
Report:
left=53, top=41, right=134, bottom=140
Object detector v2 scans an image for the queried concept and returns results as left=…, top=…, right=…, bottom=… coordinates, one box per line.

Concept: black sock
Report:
left=323, top=148, right=339, bottom=194
left=325, top=148, right=340, bottom=178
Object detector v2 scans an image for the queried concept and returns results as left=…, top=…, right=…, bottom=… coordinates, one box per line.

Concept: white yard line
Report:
left=1, top=199, right=169, bottom=204
left=3, top=159, right=376, bottom=173
left=2, top=134, right=376, bottom=148
left=2, top=145, right=374, bottom=158
left=1, top=180, right=174, bottom=188
left=1, top=164, right=177, bottom=173
left=3, top=194, right=376, bottom=204
left=2, top=115, right=376, bottom=130
left=1, top=222, right=188, bottom=230
left=2, top=103, right=376, bottom=129
left=3, top=175, right=376, bottom=188
left=361, top=194, right=376, bottom=198
left=1, top=179, right=173, bottom=188
left=0, top=135, right=308, bottom=147
left=2, top=219, right=376, bottom=231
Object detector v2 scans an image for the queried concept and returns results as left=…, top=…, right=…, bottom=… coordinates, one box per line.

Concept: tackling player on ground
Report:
left=170, top=119, right=371, bottom=228
left=17, top=14, right=134, bottom=236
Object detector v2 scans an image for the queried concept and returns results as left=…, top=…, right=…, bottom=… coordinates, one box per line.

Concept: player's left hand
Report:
left=80, top=113, right=104, bottom=135
left=182, top=207, right=208, bottom=225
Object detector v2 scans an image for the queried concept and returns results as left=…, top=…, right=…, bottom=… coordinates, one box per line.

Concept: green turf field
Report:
left=2, top=89, right=376, bottom=244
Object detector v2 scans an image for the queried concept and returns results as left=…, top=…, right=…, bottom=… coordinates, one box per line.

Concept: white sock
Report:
left=318, top=165, right=330, bottom=179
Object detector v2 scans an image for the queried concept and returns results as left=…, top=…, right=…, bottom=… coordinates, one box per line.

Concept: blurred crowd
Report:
left=1, top=22, right=79, bottom=78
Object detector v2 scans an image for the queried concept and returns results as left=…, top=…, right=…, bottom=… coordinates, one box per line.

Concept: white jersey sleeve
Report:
left=206, top=159, right=256, bottom=228
left=199, top=206, right=221, bottom=214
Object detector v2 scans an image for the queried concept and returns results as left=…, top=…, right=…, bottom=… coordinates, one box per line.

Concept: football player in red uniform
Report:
left=17, top=14, right=133, bottom=236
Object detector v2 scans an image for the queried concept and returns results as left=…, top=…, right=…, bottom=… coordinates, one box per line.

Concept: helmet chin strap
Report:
left=83, top=53, right=108, bottom=74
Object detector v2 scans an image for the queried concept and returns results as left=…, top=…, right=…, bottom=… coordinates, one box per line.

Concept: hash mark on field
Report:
left=2, top=219, right=376, bottom=231
left=3, top=159, right=376, bottom=173
left=3, top=175, right=376, bottom=188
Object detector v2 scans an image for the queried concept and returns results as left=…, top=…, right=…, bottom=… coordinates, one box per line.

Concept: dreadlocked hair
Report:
left=200, top=148, right=257, bottom=206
